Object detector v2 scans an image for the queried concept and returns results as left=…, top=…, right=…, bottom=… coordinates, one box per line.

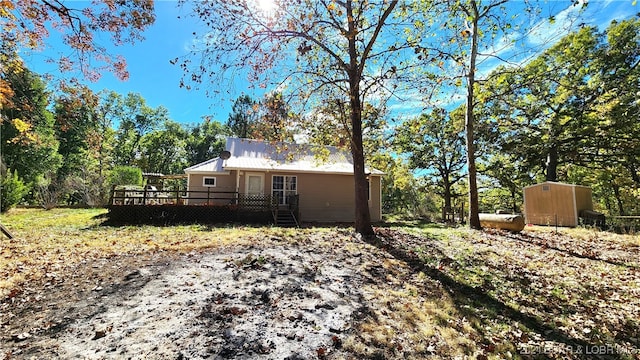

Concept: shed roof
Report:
left=185, top=137, right=384, bottom=175
left=523, top=181, right=592, bottom=190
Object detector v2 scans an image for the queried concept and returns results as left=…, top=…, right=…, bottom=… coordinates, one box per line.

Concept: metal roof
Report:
left=184, top=157, right=229, bottom=174
left=185, top=137, right=384, bottom=175
left=142, top=172, right=187, bottom=179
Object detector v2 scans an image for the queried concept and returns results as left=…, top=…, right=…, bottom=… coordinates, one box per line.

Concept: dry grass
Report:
left=389, top=224, right=640, bottom=359
left=0, top=208, right=328, bottom=299
left=546, top=225, right=640, bottom=247
left=2, top=209, right=639, bottom=359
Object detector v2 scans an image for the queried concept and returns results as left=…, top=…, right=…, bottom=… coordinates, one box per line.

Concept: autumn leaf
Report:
left=11, top=118, right=31, bottom=133
left=316, top=347, right=327, bottom=358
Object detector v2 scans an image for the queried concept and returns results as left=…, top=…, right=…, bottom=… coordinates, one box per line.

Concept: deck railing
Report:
left=108, top=187, right=278, bottom=209
left=107, top=189, right=276, bottom=224
left=107, top=187, right=302, bottom=225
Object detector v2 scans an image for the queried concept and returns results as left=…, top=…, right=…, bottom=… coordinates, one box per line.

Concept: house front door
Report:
left=245, top=173, right=264, bottom=195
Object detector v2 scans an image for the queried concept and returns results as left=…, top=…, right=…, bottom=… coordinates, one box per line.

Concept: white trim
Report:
left=223, top=166, right=381, bottom=176
left=523, top=186, right=527, bottom=223
left=186, top=173, right=191, bottom=205
left=184, top=157, right=229, bottom=173
left=185, top=171, right=231, bottom=175
left=245, top=172, right=265, bottom=195
left=378, top=176, right=382, bottom=216
left=272, top=174, right=297, bottom=205
left=203, top=176, right=217, bottom=187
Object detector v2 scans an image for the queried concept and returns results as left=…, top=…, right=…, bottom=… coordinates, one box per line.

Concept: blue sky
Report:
left=19, top=0, right=638, bottom=127
left=21, top=1, right=265, bottom=125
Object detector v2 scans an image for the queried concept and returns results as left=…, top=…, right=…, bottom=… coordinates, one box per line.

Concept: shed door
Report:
left=246, top=173, right=264, bottom=195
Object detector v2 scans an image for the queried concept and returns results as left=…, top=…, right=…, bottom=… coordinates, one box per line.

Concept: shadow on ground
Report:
left=369, top=228, right=624, bottom=360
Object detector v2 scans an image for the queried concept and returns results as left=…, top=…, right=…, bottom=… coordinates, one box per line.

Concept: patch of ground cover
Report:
left=1, top=209, right=361, bottom=358
left=0, top=209, right=491, bottom=359
left=0, top=208, right=288, bottom=300
left=44, top=244, right=364, bottom=359
left=0, top=209, right=500, bottom=359
left=2, top=209, right=639, bottom=359
left=340, top=242, right=485, bottom=359
left=382, top=224, right=640, bottom=359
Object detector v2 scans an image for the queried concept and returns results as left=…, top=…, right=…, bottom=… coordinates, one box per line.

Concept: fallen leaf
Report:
left=92, top=330, right=107, bottom=340
left=316, top=347, right=327, bottom=358
left=12, top=332, right=31, bottom=341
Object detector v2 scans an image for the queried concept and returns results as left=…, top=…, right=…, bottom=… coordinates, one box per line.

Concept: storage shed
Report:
left=523, top=182, right=593, bottom=227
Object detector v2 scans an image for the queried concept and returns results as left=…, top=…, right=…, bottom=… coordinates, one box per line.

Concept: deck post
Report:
left=108, top=185, right=116, bottom=205
left=274, top=203, right=278, bottom=223
left=143, top=188, right=147, bottom=205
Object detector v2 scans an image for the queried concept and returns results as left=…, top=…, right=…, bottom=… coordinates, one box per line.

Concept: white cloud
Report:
left=527, top=0, right=586, bottom=47
left=587, top=0, right=638, bottom=30
left=473, top=0, right=637, bottom=80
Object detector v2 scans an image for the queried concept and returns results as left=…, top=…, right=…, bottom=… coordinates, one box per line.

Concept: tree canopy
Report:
left=395, top=108, right=467, bottom=220
left=2, top=1, right=638, bottom=224
left=176, top=0, right=474, bottom=234
left=0, top=0, right=154, bottom=83
left=479, top=18, right=640, bottom=216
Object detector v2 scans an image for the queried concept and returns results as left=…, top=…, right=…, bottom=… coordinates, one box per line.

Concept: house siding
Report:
left=276, top=172, right=382, bottom=223
left=183, top=138, right=384, bottom=223
left=574, top=186, right=594, bottom=217
left=192, top=170, right=382, bottom=223
left=296, top=173, right=354, bottom=222
left=186, top=171, right=237, bottom=205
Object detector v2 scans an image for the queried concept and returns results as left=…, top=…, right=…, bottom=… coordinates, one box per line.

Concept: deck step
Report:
left=275, top=210, right=298, bottom=227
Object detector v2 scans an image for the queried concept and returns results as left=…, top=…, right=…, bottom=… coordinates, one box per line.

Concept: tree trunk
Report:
left=627, top=161, right=640, bottom=186
left=351, top=130, right=373, bottom=236
left=347, top=0, right=374, bottom=237
left=612, top=183, right=626, bottom=216
left=443, top=180, right=452, bottom=222
left=465, top=1, right=481, bottom=230
left=466, top=135, right=481, bottom=229
left=604, top=192, right=612, bottom=214
left=545, top=145, right=558, bottom=182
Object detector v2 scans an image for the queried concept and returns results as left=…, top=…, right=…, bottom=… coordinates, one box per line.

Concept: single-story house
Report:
left=184, top=137, right=384, bottom=223
left=523, top=181, right=594, bottom=227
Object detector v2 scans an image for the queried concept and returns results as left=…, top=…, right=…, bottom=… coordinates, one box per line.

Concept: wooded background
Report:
left=1, top=2, right=638, bottom=223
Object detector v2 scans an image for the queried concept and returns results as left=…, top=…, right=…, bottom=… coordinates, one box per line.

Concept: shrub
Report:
left=108, top=166, right=143, bottom=187
left=1, top=169, right=28, bottom=212
left=34, top=173, right=62, bottom=210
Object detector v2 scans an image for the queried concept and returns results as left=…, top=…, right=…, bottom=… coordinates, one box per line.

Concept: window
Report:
left=203, top=177, right=216, bottom=187
left=246, top=174, right=264, bottom=195
left=272, top=175, right=297, bottom=205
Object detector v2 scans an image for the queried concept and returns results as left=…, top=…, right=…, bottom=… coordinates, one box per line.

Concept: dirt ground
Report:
left=1, top=233, right=377, bottom=359
left=2, top=225, right=639, bottom=360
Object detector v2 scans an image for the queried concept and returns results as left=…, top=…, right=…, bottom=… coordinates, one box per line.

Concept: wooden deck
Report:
left=107, top=187, right=299, bottom=226
left=109, top=188, right=246, bottom=206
